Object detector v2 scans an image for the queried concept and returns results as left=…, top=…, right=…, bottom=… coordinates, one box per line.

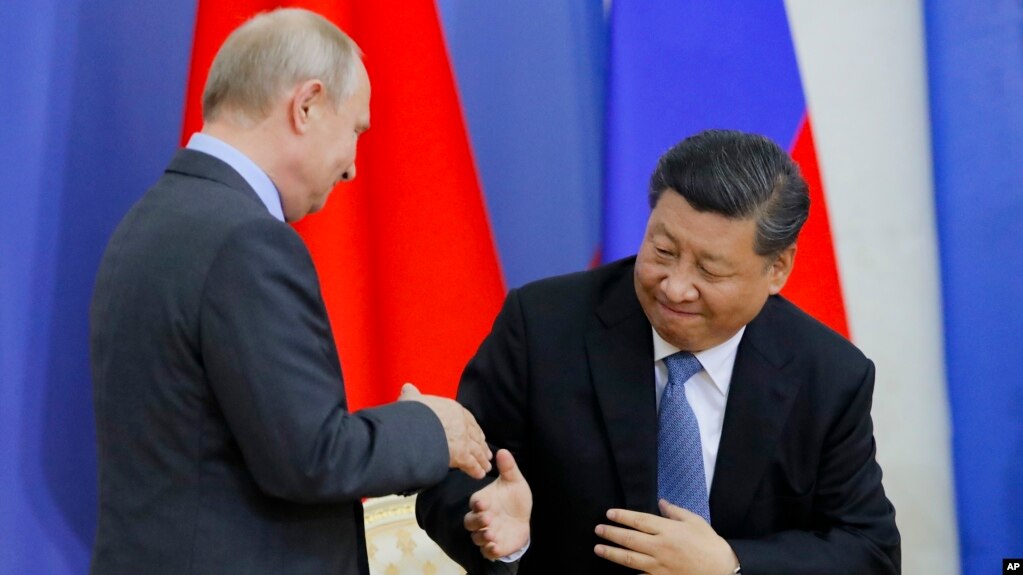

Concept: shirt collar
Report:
left=652, top=325, right=746, bottom=396
left=186, top=133, right=285, bottom=222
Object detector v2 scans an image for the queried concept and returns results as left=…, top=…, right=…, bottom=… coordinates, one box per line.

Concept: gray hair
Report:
left=648, top=130, right=810, bottom=258
left=202, top=8, right=362, bottom=125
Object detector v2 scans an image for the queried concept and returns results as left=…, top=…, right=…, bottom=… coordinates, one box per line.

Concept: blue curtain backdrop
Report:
left=0, top=0, right=198, bottom=571
left=925, top=1, right=1023, bottom=574
left=602, top=0, right=805, bottom=262
left=436, top=0, right=605, bottom=286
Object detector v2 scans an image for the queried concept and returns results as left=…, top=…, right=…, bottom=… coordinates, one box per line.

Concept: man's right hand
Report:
left=464, top=449, right=532, bottom=560
left=399, top=383, right=492, bottom=479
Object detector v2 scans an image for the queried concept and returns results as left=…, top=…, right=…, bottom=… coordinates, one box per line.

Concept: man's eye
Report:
left=655, top=247, right=672, bottom=257
left=700, top=266, right=724, bottom=279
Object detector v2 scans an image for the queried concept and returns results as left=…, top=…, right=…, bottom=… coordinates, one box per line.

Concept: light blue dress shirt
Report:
left=186, top=133, right=285, bottom=222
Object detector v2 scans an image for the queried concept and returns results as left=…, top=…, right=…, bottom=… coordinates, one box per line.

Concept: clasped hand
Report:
left=399, top=383, right=492, bottom=479
left=594, top=499, right=738, bottom=575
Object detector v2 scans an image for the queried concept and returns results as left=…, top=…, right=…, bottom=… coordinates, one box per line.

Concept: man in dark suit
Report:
left=417, top=130, right=900, bottom=574
left=89, top=9, right=491, bottom=575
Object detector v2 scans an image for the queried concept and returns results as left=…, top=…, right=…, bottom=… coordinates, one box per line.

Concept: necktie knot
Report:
left=664, top=351, right=703, bottom=388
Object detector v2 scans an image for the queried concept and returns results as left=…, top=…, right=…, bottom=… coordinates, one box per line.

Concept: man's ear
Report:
left=290, top=79, right=324, bottom=134
left=767, top=243, right=796, bottom=295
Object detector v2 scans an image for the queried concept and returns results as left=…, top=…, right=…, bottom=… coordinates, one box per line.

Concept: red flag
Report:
left=181, top=0, right=505, bottom=409
left=782, top=116, right=850, bottom=338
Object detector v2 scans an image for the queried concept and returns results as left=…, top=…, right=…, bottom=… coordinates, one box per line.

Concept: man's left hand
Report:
left=594, top=499, right=738, bottom=575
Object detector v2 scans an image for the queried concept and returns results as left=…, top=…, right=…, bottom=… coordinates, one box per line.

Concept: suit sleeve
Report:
left=728, top=361, right=901, bottom=574
left=199, top=218, right=448, bottom=503
left=417, top=288, right=531, bottom=575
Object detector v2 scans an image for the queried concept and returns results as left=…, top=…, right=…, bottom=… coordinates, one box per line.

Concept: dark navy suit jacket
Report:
left=417, top=258, right=900, bottom=575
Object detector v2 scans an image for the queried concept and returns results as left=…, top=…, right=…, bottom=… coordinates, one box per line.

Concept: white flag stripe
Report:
left=785, top=2, right=958, bottom=573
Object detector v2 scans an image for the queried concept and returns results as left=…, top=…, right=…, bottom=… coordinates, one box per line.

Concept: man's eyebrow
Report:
left=649, top=221, right=673, bottom=240
left=698, top=251, right=728, bottom=264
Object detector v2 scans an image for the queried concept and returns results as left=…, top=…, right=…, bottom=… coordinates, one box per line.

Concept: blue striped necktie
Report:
left=658, top=351, right=710, bottom=522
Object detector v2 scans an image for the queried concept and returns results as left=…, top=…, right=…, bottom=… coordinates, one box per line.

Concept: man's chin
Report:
left=309, top=194, right=331, bottom=214
left=653, top=321, right=705, bottom=352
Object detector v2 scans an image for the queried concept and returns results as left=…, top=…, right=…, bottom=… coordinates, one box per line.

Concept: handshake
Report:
left=399, top=383, right=532, bottom=560
left=398, top=383, right=493, bottom=479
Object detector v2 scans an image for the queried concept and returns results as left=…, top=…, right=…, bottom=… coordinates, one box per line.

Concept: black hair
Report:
left=648, top=129, right=810, bottom=257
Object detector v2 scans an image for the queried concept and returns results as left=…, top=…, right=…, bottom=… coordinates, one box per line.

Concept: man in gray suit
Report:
left=89, top=9, right=490, bottom=575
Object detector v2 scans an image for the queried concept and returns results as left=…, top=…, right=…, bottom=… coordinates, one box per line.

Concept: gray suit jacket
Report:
left=90, top=149, right=448, bottom=575
left=417, top=258, right=899, bottom=574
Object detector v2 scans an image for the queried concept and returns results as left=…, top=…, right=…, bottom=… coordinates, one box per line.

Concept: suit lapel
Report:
left=709, top=297, right=801, bottom=533
left=586, top=264, right=659, bottom=515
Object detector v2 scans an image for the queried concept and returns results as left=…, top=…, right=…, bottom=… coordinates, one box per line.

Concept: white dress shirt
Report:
left=653, top=326, right=745, bottom=491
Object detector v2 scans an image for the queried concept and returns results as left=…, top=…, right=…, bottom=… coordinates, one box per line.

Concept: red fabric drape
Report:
left=783, top=116, right=850, bottom=338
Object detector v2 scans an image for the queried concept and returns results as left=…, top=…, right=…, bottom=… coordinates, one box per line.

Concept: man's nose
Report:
left=662, top=268, right=698, bottom=302
left=341, top=163, right=357, bottom=181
